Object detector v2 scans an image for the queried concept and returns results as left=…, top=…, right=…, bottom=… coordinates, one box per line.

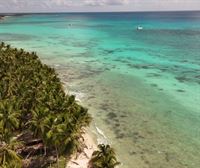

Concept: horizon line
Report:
left=0, top=9, right=200, bottom=15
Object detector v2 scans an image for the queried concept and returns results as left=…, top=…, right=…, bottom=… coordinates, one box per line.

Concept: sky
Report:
left=0, top=0, right=200, bottom=13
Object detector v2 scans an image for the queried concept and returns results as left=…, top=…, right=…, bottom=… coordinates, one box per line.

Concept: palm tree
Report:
left=0, top=42, right=5, bottom=50
left=0, top=137, right=22, bottom=168
left=28, top=106, right=53, bottom=156
left=89, top=144, right=120, bottom=168
left=5, top=45, right=11, bottom=52
left=29, top=106, right=50, bottom=138
left=0, top=99, right=20, bottom=142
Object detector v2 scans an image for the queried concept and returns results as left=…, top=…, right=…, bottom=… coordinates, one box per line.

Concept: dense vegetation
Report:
left=0, top=42, right=92, bottom=167
left=89, top=144, right=120, bottom=168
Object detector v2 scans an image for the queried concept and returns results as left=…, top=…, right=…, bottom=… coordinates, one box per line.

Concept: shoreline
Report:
left=0, top=16, right=5, bottom=20
left=66, top=88, right=110, bottom=168
left=0, top=15, right=11, bottom=21
left=66, top=129, right=98, bottom=168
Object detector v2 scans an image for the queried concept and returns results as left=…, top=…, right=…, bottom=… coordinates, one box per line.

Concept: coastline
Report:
left=0, top=14, right=16, bottom=21
left=0, top=15, right=10, bottom=21
left=0, top=16, right=5, bottom=20
left=65, top=92, right=109, bottom=168
left=66, top=129, right=98, bottom=168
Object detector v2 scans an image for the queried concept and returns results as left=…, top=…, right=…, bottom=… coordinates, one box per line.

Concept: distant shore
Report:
left=0, top=15, right=11, bottom=20
left=0, top=16, right=5, bottom=20
left=0, top=14, right=22, bottom=20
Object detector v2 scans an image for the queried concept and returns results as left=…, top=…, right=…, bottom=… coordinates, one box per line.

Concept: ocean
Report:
left=0, top=11, right=200, bottom=168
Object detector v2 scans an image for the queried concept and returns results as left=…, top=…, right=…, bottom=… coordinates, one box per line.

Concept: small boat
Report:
left=137, top=26, right=143, bottom=30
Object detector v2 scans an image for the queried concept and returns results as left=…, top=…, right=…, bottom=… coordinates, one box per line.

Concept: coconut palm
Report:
left=5, top=45, right=11, bottom=52
left=0, top=136, right=22, bottom=168
left=89, top=144, right=120, bottom=168
left=29, top=106, right=50, bottom=138
left=0, top=99, right=20, bottom=141
left=0, top=42, right=5, bottom=50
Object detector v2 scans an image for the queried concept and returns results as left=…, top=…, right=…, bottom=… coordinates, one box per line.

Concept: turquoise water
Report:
left=0, top=12, right=200, bottom=168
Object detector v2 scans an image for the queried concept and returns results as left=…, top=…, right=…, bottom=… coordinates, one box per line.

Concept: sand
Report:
left=66, top=130, right=98, bottom=168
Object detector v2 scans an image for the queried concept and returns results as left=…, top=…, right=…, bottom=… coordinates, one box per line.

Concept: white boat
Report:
left=137, top=26, right=143, bottom=30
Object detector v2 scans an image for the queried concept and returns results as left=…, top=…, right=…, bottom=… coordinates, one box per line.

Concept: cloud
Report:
left=44, top=0, right=129, bottom=8
left=84, top=0, right=129, bottom=6
left=0, top=0, right=199, bottom=12
left=46, top=0, right=75, bottom=7
left=5, top=0, right=129, bottom=8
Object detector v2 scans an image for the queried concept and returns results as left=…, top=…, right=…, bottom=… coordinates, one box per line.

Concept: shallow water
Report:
left=0, top=12, right=200, bottom=168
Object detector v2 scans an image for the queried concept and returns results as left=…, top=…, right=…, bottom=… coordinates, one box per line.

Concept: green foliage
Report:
left=0, top=42, right=92, bottom=167
left=89, top=144, right=120, bottom=168
left=0, top=137, right=22, bottom=168
left=0, top=99, right=20, bottom=142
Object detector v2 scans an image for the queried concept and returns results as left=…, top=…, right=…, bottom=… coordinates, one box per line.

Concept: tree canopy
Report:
left=0, top=42, right=92, bottom=167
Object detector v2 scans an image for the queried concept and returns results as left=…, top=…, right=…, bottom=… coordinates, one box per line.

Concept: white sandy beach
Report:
left=66, top=130, right=98, bottom=168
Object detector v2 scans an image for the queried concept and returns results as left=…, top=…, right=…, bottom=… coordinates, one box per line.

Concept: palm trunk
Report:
left=55, top=146, right=59, bottom=168
left=44, top=145, right=47, bottom=156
